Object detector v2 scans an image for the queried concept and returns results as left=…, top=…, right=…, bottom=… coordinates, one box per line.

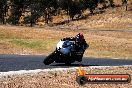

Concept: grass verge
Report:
left=0, top=26, right=132, bottom=59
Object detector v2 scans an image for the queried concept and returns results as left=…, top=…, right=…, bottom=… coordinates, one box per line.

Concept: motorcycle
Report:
left=43, top=39, right=88, bottom=65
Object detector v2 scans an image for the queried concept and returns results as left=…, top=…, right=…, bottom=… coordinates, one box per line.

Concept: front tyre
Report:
left=43, top=53, right=55, bottom=65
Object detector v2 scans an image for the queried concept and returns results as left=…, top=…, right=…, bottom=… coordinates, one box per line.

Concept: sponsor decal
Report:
left=76, top=67, right=131, bottom=85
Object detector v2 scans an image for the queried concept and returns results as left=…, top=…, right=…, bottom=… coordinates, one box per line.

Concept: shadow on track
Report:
left=51, top=64, right=98, bottom=66
left=51, top=57, right=132, bottom=67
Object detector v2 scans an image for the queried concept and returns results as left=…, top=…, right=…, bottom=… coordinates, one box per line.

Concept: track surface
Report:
left=0, top=54, right=132, bottom=72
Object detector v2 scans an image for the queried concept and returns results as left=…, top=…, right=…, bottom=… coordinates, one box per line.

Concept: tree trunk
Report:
left=45, top=8, right=49, bottom=24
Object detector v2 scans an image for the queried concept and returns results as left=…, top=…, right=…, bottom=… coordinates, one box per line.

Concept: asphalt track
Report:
left=0, top=54, right=132, bottom=72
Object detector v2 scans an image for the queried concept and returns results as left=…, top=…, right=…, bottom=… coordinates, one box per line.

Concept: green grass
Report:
left=10, top=39, right=42, bottom=49
left=10, top=39, right=57, bottom=50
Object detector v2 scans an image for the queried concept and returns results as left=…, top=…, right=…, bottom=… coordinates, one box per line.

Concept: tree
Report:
left=7, top=0, right=25, bottom=25
left=122, top=0, right=128, bottom=11
left=0, top=0, right=7, bottom=24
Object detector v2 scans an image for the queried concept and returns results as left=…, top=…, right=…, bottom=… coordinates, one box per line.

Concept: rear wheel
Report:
left=76, top=55, right=82, bottom=62
left=43, top=53, right=55, bottom=65
left=64, top=57, right=73, bottom=65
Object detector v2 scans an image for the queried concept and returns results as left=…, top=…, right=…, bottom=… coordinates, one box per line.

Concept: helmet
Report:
left=75, top=33, right=84, bottom=42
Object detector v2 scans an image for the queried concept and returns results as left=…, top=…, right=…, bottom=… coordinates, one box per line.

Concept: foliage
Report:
left=0, top=0, right=126, bottom=26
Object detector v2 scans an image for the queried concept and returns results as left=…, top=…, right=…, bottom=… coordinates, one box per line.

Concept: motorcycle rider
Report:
left=43, top=33, right=89, bottom=65
left=61, top=33, right=89, bottom=62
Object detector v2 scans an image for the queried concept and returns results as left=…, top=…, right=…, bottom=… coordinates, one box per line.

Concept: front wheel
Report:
left=43, top=53, right=55, bottom=65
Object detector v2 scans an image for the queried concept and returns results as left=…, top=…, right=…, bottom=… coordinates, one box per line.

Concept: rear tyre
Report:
left=77, top=56, right=82, bottom=62
left=43, top=53, right=55, bottom=65
left=64, top=57, right=73, bottom=65
left=76, top=75, right=87, bottom=85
